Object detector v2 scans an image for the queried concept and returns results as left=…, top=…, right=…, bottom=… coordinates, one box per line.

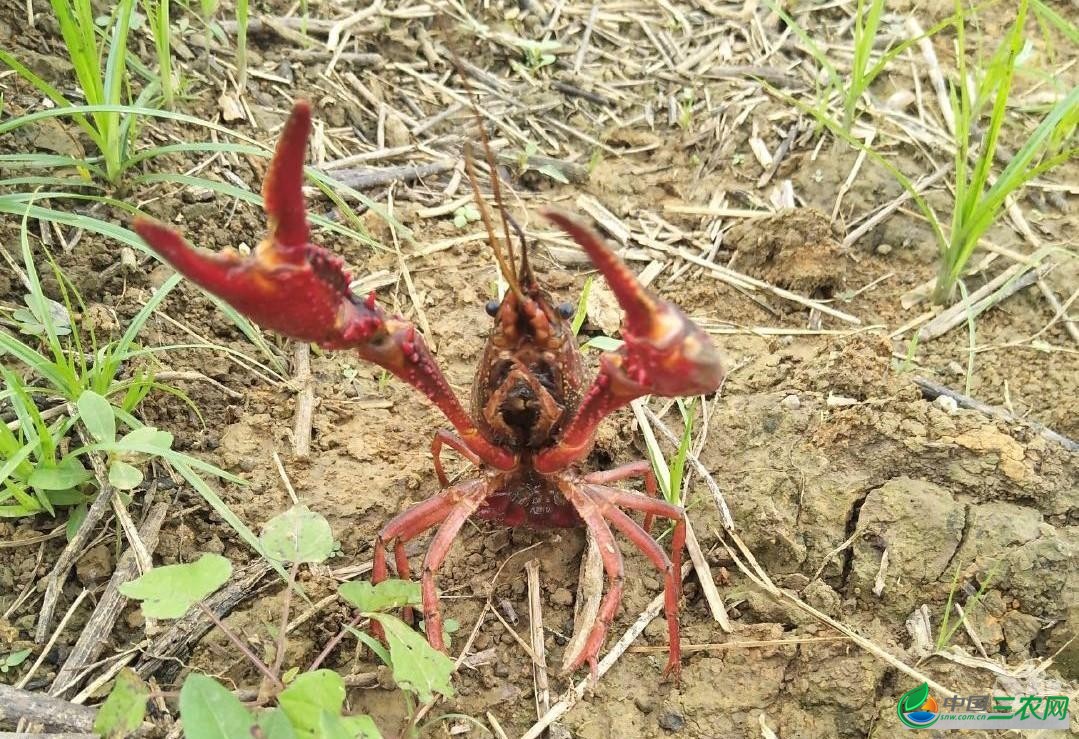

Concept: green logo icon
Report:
left=898, top=683, right=939, bottom=728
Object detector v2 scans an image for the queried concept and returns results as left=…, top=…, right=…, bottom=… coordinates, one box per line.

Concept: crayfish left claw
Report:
left=543, top=210, right=725, bottom=397
left=133, top=101, right=383, bottom=348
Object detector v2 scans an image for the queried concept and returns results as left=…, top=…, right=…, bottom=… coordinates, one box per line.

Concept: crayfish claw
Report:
left=262, top=100, right=312, bottom=253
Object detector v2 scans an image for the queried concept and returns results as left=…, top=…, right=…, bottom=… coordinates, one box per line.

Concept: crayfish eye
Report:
left=556, top=302, right=574, bottom=319
left=485, top=299, right=500, bottom=317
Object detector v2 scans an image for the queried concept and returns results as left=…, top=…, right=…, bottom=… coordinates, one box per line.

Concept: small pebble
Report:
left=494, top=661, right=510, bottom=678
left=781, top=394, right=800, bottom=410
left=826, top=394, right=858, bottom=407
left=551, top=587, right=574, bottom=607
left=934, top=395, right=958, bottom=414
left=658, top=708, right=686, bottom=732
left=642, top=576, right=661, bottom=592
left=875, top=243, right=893, bottom=255
left=635, top=695, right=655, bottom=714
left=948, top=360, right=965, bottom=376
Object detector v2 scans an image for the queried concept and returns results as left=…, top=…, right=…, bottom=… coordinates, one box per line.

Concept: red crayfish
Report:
left=134, top=100, right=724, bottom=677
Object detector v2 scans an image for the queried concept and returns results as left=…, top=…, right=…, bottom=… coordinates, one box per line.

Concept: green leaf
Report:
left=108, top=460, right=143, bottom=490
left=256, top=707, right=299, bottom=739
left=92, top=668, right=148, bottom=738
left=77, top=390, right=115, bottom=443
left=347, top=626, right=391, bottom=666
left=900, top=682, right=930, bottom=712
left=338, top=580, right=421, bottom=614
left=117, top=426, right=173, bottom=452
left=119, top=553, right=231, bottom=618
left=277, top=669, right=346, bottom=737
left=260, top=505, right=334, bottom=564
left=179, top=673, right=257, bottom=738
left=582, top=335, right=624, bottom=352
left=2, top=648, right=31, bottom=668
left=368, top=614, right=454, bottom=703
left=317, top=711, right=358, bottom=739
left=28, top=456, right=92, bottom=490
left=66, top=503, right=88, bottom=542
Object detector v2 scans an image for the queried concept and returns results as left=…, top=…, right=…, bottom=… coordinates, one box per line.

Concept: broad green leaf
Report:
left=117, top=426, right=173, bottom=452
left=108, top=460, right=143, bottom=490
left=2, top=648, right=31, bottom=668
left=368, top=614, right=454, bottom=703
left=256, top=707, right=299, bottom=739
left=119, top=553, right=231, bottom=618
left=179, top=673, right=256, bottom=738
left=339, top=580, right=420, bottom=614
left=317, top=711, right=358, bottom=739
left=92, top=668, right=148, bottom=738
left=28, top=457, right=92, bottom=490
left=77, top=390, right=115, bottom=443
left=260, top=505, right=334, bottom=564
left=277, top=669, right=345, bottom=737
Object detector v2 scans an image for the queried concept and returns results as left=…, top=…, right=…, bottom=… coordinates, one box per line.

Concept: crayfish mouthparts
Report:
left=134, top=98, right=726, bottom=681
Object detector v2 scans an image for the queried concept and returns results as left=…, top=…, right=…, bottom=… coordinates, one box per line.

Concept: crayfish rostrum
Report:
left=134, top=101, right=724, bottom=677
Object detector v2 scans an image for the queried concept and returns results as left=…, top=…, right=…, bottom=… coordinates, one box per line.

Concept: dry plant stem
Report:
left=521, top=563, right=693, bottom=739
left=640, top=405, right=734, bottom=530
left=50, top=502, right=170, bottom=697
left=913, top=377, right=1078, bottom=452
left=35, top=470, right=116, bottom=642
left=135, top=561, right=272, bottom=680
left=0, top=733, right=98, bottom=738
left=0, top=685, right=97, bottom=732
left=18, top=590, right=89, bottom=690
left=308, top=612, right=364, bottom=672
left=196, top=602, right=283, bottom=691
left=908, top=17, right=955, bottom=136
left=1037, top=279, right=1079, bottom=346
left=721, top=530, right=953, bottom=696
left=563, top=532, right=603, bottom=669
left=684, top=519, right=732, bottom=631
left=525, top=560, right=552, bottom=721
left=917, top=263, right=1051, bottom=341
left=843, top=167, right=948, bottom=248
left=270, top=562, right=300, bottom=680
left=326, top=161, right=456, bottom=190
left=629, top=635, right=851, bottom=653
left=486, top=712, right=511, bottom=739
left=292, top=343, right=315, bottom=457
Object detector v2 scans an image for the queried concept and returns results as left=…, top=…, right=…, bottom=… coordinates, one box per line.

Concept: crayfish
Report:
left=134, top=100, right=724, bottom=678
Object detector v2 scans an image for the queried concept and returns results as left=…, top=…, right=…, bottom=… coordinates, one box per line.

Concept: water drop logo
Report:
left=898, top=683, right=939, bottom=728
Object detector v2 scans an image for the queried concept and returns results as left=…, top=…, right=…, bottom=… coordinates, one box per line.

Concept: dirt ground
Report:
left=1, top=1, right=1077, bottom=738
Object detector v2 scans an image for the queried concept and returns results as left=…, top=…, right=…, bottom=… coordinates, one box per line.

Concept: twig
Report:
left=525, top=560, right=552, bottom=722
left=908, top=17, right=955, bottom=136
left=36, top=452, right=117, bottom=641
left=917, top=263, right=1050, bottom=342
left=684, top=520, right=732, bottom=632
left=50, top=502, right=170, bottom=697
left=0, top=685, right=97, bottom=732
left=572, top=4, right=601, bottom=74
left=912, top=377, right=1078, bottom=452
left=521, top=563, right=693, bottom=739
left=1037, top=279, right=1079, bottom=346
left=134, top=561, right=273, bottom=681
left=843, top=167, right=948, bottom=248
left=324, top=161, right=456, bottom=190
left=291, top=343, right=315, bottom=458
left=18, top=590, right=88, bottom=691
